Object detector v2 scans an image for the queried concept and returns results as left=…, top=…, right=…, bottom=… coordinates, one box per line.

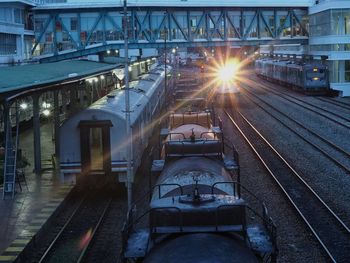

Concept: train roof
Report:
left=86, top=65, right=169, bottom=125
left=256, top=58, right=326, bottom=69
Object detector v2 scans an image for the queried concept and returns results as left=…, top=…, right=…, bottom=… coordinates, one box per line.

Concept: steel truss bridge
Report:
left=33, top=6, right=309, bottom=62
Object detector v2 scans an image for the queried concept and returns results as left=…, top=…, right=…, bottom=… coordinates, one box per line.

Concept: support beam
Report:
left=32, top=94, right=41, bottom=174
left=53, top=90, right=60, bottom=157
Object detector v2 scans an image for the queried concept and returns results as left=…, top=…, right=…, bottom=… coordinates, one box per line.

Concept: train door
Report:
left=78, top=120, right=112, bottom=177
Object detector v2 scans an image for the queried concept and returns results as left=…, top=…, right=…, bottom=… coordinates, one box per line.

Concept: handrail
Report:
left=211, top=181, right=268, bottom=210
left=211, top=181, right=237, bottom=198
left=127, top=183, right=184, bottom=215
left=153, top=183, right=183, bottom=199
left=199, top=131, right=218, bottom=139
left=246, top=205, right=277, bottom=253
left=150, top=207, right=183, bottom=233
left=215, top=204, right=246, bottom=231
left=167, top=132, right=186, bottom=140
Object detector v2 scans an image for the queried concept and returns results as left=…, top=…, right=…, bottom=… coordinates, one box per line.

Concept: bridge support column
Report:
left=53, top=90, right=60, bottom=158
left=32, top=94, right=41, bottom=174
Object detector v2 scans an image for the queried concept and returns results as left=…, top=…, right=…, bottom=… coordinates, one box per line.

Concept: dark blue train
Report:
left=255, top=58, right=329, bottom=94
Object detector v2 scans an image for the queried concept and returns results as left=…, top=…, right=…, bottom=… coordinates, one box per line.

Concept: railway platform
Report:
left=0, top=123, right=73, bottom=262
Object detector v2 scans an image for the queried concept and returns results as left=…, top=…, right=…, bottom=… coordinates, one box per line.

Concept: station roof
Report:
left=0, top=60, right=116, bottom=101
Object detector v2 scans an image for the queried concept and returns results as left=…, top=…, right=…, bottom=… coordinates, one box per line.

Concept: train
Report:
left=213, top=80, right=240, bottom=107
left=59, top=64, right=173, bottom=185
left=255, top=58, right=329, bottom=94
left=121, top=110, right=277, bottom=262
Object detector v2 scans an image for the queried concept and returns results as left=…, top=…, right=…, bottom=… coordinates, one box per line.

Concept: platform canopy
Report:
left=0, top=60, right=117, bottom=101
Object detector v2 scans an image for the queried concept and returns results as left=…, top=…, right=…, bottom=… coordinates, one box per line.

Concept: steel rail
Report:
left=240, top=85, right=350, bottom=174
left=39, top=196, right=86, bottom=263
left=225, top=110, right=350, bottom=263
left=315, top=97, right=350, bottom=111
left=250, top=79, right=350, bottom=129
left=39, top=195, right=111, bottom=263
left=77, top=198, right=112, bottom=263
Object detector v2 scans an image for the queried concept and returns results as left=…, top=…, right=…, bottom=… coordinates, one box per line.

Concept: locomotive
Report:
left=121, top=110, right=277, bottom=262
left=255, top=58, right=329, bottom=94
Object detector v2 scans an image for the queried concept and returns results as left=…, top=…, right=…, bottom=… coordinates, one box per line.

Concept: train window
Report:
left=89, top=128, right=103, bottom=170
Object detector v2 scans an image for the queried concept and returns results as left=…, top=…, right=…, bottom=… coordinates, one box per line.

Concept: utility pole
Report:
left=123, top=0, right=132, bottom=211
left=164, top=20, right=167, bottom=103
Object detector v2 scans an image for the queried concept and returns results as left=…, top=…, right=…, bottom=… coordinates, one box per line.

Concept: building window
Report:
left=345, top=60, right=350, bottom=82
left=345, top=15, right=350, bottom=35
left=35, top=18, right=46, bottom=31
left=45, top=32, right=53, bottom=42
left=62, top=31, right=69, bottom=42
left=0, top=33, right=17, bottom=55
left=0, top=7, right=13, bottom=23
left=55, top=21, right=62, bottom=32
left=71, top=17, right=78, bottom=31
left=14, top=8, right=23, bottom=24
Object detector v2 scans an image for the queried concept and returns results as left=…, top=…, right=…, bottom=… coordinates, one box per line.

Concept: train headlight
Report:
left=313, top=77, right=319, bottom=81
left=217, top=60, right=238, bottom=83
left=313, top=68, right=318, bottom=72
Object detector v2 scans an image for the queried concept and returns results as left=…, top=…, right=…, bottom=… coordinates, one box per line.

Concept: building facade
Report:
left=309, top=0, right=350, bottom=96
left=0, top=1, right=35, bottom=64
left=0, top=0, right=67, bottom=64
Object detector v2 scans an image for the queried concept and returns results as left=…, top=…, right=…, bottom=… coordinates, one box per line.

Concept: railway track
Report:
left=79, top=198, right=127, bottom=263
left=39, top=193, right=112, bottom=263
left=248, top=78, right=350, bottom=129
left=315, top=97, right=350, bottom=111
left=239, top=84, right=350, bottom=174
left=225, top=109, right=350, bottom=263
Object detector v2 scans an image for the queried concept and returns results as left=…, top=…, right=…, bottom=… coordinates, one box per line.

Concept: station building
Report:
left=0, top=0, right=35, bottom=64
left=308, top=0, right=350, bottom=96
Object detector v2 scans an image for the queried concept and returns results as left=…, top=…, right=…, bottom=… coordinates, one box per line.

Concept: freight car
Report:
left=59, top=65, right=172, bottom=185
left=122, top=110, right=277, bottom=262
left=255, top=58, right=329, bottom=94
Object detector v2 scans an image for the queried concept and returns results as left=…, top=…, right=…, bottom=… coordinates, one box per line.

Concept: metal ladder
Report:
left=2, top=102, right=20, bottom=199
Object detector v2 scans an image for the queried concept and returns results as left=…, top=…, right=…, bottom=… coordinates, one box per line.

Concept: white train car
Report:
left=59, top=65, right=172, bottom=185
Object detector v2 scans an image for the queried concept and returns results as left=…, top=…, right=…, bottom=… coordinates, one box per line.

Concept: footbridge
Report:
left=32, top=0, right=313, bottom=62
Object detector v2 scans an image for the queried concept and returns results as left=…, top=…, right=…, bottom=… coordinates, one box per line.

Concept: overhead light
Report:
left=42, top=102, right=51, bottom=108
left=20, top=102, right=28, bottom=110
left=43, top=109, right=50, bottom=116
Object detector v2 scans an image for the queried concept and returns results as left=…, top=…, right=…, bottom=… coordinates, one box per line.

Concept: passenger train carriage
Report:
left=122, top=111, right=277, bottom=262
left=59, top=65, right=172, bottom=184
left=255, top=58, right=329, bottom=94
